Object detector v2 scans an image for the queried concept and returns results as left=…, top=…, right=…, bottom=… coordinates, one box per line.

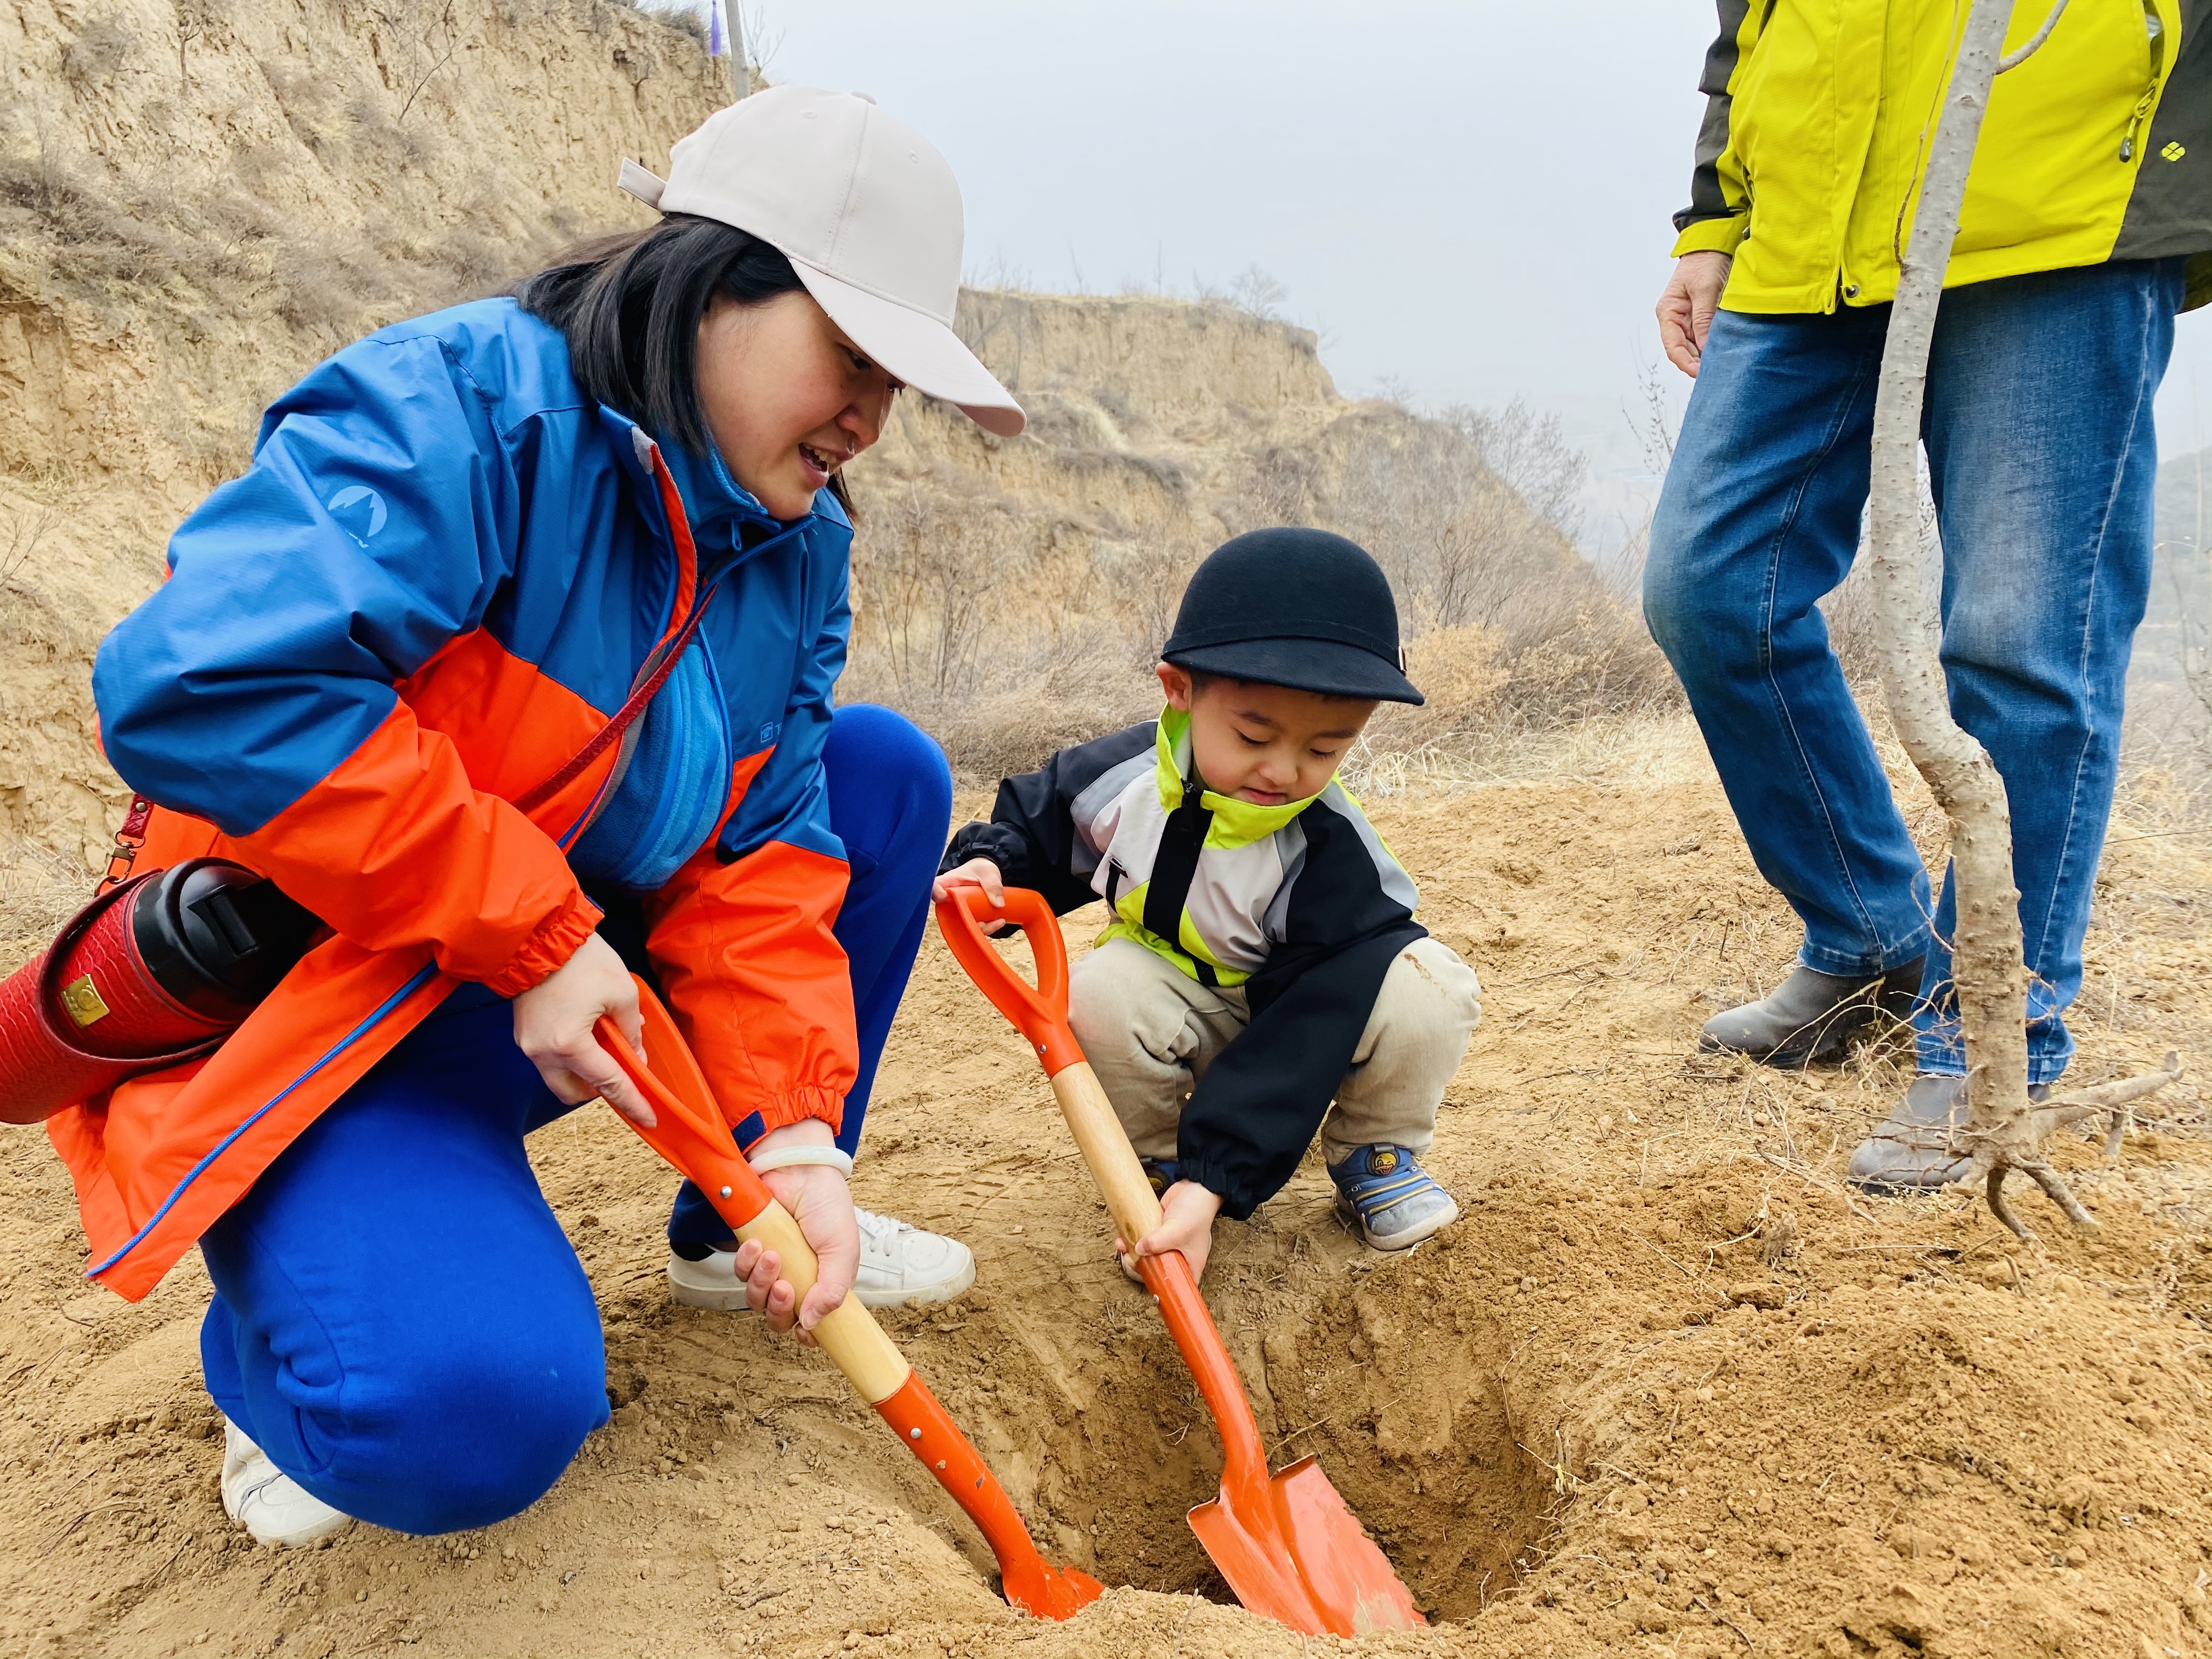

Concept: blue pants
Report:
left=1644, top=259, right=2183, bottom=1083
left=199, top=705, right=951, bottom=1533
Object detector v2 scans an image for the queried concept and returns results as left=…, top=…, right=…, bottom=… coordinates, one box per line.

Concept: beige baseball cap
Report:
left=618, top=86, right=1024, bottom=437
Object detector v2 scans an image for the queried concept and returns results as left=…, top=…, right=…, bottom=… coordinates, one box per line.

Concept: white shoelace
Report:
left=854, top=1207, right=914, bottom=1250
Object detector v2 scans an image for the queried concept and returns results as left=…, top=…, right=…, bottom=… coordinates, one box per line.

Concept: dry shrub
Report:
left=61, top=19, right=136, bottom=91
left=1359, top=624, right=1511, bottom=758
left=844, top=388, right=1680, bottom=786
left=0, top=843, right=83, bottom=973
left=842, top=472, right=1165, bottom=781
left=640, top=5, right=707, bottom=46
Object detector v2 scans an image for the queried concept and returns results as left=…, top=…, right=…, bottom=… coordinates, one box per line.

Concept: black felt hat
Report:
left=1161, top=528, right=1423, bottom=705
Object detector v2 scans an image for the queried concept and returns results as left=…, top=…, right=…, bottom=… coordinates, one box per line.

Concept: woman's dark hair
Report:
left=512, top=215, right=854, bottom=515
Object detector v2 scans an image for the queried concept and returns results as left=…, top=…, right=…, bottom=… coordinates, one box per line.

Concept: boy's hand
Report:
left=933, top=857, right=1011, bottom=934
left=1120, top=1180, right=1224, bottom=1284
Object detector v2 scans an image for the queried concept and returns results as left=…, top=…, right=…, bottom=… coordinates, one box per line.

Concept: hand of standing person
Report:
left=1121, top=1179, right=1225, bottom=1284
left=1657, top=251, right=1733, bottom=377
left=511, top=932, right=654, bottom=1127
left=727, top=1119, right=860, bottom=1342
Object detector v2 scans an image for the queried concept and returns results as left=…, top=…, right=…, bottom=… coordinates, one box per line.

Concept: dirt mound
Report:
left=1, top=749, right=2208, bottom=1658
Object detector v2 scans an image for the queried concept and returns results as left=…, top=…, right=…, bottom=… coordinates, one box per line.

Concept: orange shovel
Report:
left=935, top=887, right=1425, bottom=1637
left=592, top=977, right=1102, bottom=1621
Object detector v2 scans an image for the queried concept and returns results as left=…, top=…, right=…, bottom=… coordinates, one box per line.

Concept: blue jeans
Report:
left=1644, top=259, right=2183, bottom=1084
left=199, top=704, right=952, bottom=1533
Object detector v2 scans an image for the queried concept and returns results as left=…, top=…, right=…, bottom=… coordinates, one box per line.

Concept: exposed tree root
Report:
left=1960, top=1052, right=2184, bottom=1240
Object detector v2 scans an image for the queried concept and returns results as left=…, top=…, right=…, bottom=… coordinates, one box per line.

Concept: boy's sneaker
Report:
left=221, top=1418, right=351, bottom=1547
left=667, top=1206, right=975, bottom=1311
left=1329, top=1145, right=1459, bottom=1251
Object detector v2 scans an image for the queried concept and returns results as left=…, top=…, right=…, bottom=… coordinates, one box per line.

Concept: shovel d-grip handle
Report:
left=934, top=885, right=1084, bottom=1075
left=592, top=980, right=1101, bottom=1620
left=933, top=894, right=1283, bottom=1522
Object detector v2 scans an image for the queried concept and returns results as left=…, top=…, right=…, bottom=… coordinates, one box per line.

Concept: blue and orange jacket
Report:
left=58, top=297, right=860, bottom=1300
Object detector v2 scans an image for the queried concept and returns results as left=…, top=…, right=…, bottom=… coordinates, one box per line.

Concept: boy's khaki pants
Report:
left=1066, top=936, right=1482, bottom=1170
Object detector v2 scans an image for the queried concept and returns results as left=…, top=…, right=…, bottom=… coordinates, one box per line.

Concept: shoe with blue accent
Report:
left=1328, top=1145, right=1459, bottom=1251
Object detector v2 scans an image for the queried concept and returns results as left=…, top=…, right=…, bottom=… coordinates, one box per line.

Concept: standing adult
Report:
left=56, top=88, right=1016, bottom=1545
left=1644, top=3, right=2208, bottom=1188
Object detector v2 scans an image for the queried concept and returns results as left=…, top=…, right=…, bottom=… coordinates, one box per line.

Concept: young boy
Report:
left=933, top=527, right=1482, bottom=1282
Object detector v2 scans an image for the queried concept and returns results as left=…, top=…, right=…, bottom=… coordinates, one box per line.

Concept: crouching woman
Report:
left=48, top=89, right=1020, bottom=1544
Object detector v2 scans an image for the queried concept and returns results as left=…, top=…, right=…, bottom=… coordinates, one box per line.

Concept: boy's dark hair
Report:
left=512, top=216, right=854, bottom=515
left=1173, top=665, right=1371, bottom=706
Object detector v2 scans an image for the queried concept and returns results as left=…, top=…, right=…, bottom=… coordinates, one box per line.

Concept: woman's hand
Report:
left=932, top=856, right=1011, bottom=934
left=727, top=1120, right=859, bottom=1341
left=511, top=932, right=654, bottom=1127
left=1120, top=1180, right=1224, bottom=1284
left=1657, top=251, right=1733, bottom=377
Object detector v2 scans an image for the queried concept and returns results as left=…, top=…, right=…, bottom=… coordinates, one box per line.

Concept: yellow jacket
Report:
left=1673, top=0, right=2211, bottom=313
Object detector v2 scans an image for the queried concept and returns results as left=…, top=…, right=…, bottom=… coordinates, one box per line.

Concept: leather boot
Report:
left=1698, top=958, right=1923, bottom=1069
left=1847, top=1073, right=2051, bottom=1193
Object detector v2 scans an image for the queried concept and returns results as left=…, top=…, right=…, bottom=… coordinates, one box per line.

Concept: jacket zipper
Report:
left=2120, top=1, right=2165, bottom=161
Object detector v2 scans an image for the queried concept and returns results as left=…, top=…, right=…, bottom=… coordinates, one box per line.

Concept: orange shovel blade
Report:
left=1148, top=1254, right=1426, bottom=1637
left=938, top=888, right=1427, bottom=1635
left=1271, top=1459, right=1426, bottom=1633
left=1185, top=1460, right=1424, bottom=1638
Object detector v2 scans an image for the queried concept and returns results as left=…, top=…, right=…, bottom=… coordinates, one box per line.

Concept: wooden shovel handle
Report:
left=596, top=981, right=1101, bottom=1623
left=935, top=890, right=1164, bottom=1247
left=935, top=893, right=1280, bottom=1510
left=1049, top=1060, right=1165, bottom=1260
left=595, top=991, right=909, bottom=1403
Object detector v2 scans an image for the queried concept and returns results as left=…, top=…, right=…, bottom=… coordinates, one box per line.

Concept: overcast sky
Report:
left=752, top=0, right=2212, bottom=524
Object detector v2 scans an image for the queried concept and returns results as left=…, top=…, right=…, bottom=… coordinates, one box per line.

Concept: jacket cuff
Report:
left=1671, top=215, right=1746, bottom=258
left=939, top=822, right=1006, bottom=876
left=1176, top=1158, right=1257, bottom=1223
left=479, top=889, right=603, bottom=998
left=735, top=1086, right=846, bottom=1152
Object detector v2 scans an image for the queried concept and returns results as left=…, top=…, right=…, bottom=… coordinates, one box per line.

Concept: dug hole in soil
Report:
left=2, top=764, right=2210, bottom=1659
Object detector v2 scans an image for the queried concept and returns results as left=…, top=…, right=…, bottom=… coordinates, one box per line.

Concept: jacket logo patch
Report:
left=2162, top=141, right=2187, bottom=162
left=326, top=484, right=389, bottom=545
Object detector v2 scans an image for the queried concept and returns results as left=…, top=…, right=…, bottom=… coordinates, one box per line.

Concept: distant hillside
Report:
left=845, top=291, right=1651, bottom=782
left=0, top=0, right=1650, bottom=867
left=0, top=0, right=727, bottom=863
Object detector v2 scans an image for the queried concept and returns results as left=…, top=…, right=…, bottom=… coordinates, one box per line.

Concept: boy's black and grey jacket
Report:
left=940, top=710, right=1424, bottom=1220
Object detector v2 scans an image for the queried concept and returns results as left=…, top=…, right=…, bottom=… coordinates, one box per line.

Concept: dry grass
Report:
left=0, top=842, right=83, bottom=972
left=843, top=375, right=1680, bottom=787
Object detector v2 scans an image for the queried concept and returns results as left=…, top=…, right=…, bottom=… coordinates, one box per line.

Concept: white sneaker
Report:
left=220, top=1418, right=351, bottom=1547
left=666, top=1206, right=975, bottom=1312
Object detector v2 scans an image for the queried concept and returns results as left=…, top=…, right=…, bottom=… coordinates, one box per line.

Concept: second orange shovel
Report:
left=936, top=887, right=1425, bottom=1637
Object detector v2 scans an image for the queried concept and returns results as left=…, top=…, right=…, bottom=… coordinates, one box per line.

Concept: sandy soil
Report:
left=2, top=752, right=2209, bottom=1659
